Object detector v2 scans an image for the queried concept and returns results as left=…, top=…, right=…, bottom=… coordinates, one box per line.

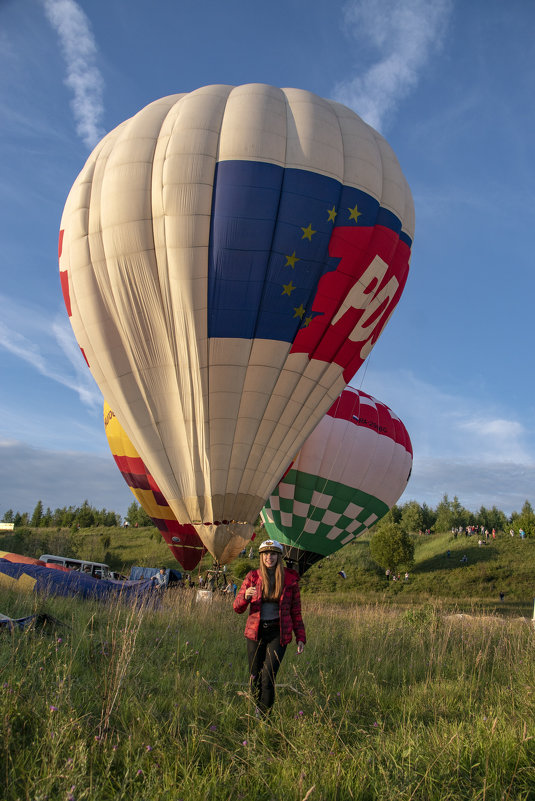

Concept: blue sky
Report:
left=1, top=0, right=534, bottom=519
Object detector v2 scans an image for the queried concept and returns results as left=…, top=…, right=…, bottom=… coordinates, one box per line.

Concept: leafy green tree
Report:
left=30, top=500, right=43, bottom=528
left=435, top=494, right=455, bottom=532
left=377, top=505, right=402, bottom=529
left=401, top=500, right=424, bottom=533
left=76, top=500, right=95, bottom=528
left=421, top=503, right=436, bottom=531
left=515, top=500, right=535, bottom=536
left=450, top=496, right=468, bottom=529
left=2, top=509, right=14, bottom=523
left=126, top=501, right=152, bottom=527
left=370, top=522, right=415, bottom=573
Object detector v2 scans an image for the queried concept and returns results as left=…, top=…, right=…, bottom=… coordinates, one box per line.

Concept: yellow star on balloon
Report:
left=293, top=304, right=306, bottom=319
left=285, top=251, right=300, bottom=269
left=303, top=316, right=312, bottom=327
left=348, top=204, right=362, bottom=223
left=301, top=223, right=316, bottom=240
left=327, top=206, right=337, bottom=222
left=282, top=280, right=296, bottom=296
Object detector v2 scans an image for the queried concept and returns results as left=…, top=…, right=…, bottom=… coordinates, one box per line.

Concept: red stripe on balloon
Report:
left=60, top=270, right=71, bottom=317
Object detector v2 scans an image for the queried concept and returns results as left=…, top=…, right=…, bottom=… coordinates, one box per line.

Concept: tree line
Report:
left=2, top=493, right=535, bottom=538
left=1, top=500, right=121, bottom=529
left=387, top=494, right=535, bottom=537
left=366, top=494, right=535, bottom=576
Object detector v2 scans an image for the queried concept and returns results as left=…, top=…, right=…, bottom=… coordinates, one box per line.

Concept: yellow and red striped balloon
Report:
left=104, top=402, right=206, bottom=571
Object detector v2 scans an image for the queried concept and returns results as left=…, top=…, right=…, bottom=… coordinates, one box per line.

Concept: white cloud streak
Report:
left=333, top=0, right=453, bottom=130
left=41, top=0, right=105, bottom=148
left=0, top=294, right=101, bottom=408
left=354, top=367, right=535, bottom=514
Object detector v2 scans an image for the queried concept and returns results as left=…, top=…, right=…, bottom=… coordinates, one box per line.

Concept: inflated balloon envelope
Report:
left=58, top=84, right=414, bottom=563
left=103, top=402, right=206, bottom=570
left=261, top=387, right=413, bottom=574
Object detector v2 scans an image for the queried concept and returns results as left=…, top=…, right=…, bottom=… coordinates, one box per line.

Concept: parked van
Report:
left=39, top=555, right=112, bottom=579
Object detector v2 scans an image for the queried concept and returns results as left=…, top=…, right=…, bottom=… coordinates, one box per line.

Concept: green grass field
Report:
left=1, top=586, right=534, bottom=801
left=1, top=525, right=534, bottom=799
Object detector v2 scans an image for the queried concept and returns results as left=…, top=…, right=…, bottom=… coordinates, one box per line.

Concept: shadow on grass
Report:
left=414, top=545, right=499, bottom=574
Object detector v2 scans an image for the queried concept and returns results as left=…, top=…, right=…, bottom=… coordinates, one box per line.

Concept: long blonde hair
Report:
left=259, top=553, right=285, bottom=600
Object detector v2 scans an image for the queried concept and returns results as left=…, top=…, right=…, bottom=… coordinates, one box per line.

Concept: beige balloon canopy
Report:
left=58, top=84, right=414, bottom=563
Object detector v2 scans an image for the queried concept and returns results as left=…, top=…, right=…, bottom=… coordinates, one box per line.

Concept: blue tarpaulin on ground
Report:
left=129, top=566, right=182, bottom=587
left=0, top=559, right=156, bottom=602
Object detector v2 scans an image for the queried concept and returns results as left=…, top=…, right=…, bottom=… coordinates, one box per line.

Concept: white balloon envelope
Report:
left=58, top=84, right=414, bottom=562
left=262, top=386, right=413, bottom=572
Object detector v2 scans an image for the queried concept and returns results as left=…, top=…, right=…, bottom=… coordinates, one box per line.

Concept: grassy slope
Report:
left=0, top=586, right=534, bottom=801
left=1, top=526, right=534, bottom=615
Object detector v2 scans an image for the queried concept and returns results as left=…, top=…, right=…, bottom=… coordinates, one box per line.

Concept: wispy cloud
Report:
left=355, top=367, right=535, bottom=514
left=333, top=0, right=453, bottom=130
left=41, top=0, right=105, bottom=148
left=0, top=293, right=101, bottom=408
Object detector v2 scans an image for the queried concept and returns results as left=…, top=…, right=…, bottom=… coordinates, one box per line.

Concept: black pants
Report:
left=247, top=621, right=287, bottom=714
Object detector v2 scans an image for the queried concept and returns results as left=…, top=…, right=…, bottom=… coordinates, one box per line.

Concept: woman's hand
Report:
left=296, top=641, right=304, bottom=654
left=244, top=586, right=256, bottom=601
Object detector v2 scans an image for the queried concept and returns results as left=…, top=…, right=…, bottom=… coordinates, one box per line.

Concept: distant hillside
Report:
left=1, top=525, right=533, bottom=615
left=299, top=529, right=535, bottom=614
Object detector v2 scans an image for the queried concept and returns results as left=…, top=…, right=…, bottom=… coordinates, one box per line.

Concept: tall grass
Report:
left=1, top=586, right=534, bottom=800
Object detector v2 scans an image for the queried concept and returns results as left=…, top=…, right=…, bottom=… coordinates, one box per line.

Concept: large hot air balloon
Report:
left=103, top=402, right=206, bottom=571
left=261, top=387, right=412, bottom=573
left=59, top=84, right=414, bottom=563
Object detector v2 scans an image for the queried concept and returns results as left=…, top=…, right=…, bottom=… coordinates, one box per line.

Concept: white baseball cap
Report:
left=258, top=539, right=283, bottom=554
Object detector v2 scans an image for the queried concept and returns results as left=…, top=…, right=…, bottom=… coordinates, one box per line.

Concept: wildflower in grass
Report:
left=373, top=721, right=378, bottom=728
left=136, top=769, right=143, bottom=776
left=146, top=745, right=153, bottom=752
left=242, top=740, right=248, bottom=746
left=299, top=710, right=304, bottom=716
left=49, top=705, right=58, bottom=712
left=210, top=725, right=217, bottom=732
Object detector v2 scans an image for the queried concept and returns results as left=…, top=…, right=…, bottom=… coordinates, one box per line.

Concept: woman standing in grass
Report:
left=233, top=539, right=306, bottom=715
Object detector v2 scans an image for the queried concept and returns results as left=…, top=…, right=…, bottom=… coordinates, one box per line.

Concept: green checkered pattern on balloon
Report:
left=263, top=468, right=389, bottom=556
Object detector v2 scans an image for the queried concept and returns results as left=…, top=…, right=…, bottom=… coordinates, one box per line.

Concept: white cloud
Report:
left=333, top=0, right=453, bottom=130
left=400, top=457, right=535, bottom=516
left=354, top=367, right=535, bottom=514
left=0, top=294, right=101, bottom=409
left=41, top=0, right=105, bottom=148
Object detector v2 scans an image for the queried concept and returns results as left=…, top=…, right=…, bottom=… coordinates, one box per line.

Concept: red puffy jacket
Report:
left=233, top=567, right=306, bottom=646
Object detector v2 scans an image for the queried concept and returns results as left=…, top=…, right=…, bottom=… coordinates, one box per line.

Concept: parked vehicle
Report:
left=39, top=555, right=112, bottom=579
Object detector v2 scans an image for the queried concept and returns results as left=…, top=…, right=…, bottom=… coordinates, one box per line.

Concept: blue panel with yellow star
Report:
left=207, top=159, right=409, bottom=342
